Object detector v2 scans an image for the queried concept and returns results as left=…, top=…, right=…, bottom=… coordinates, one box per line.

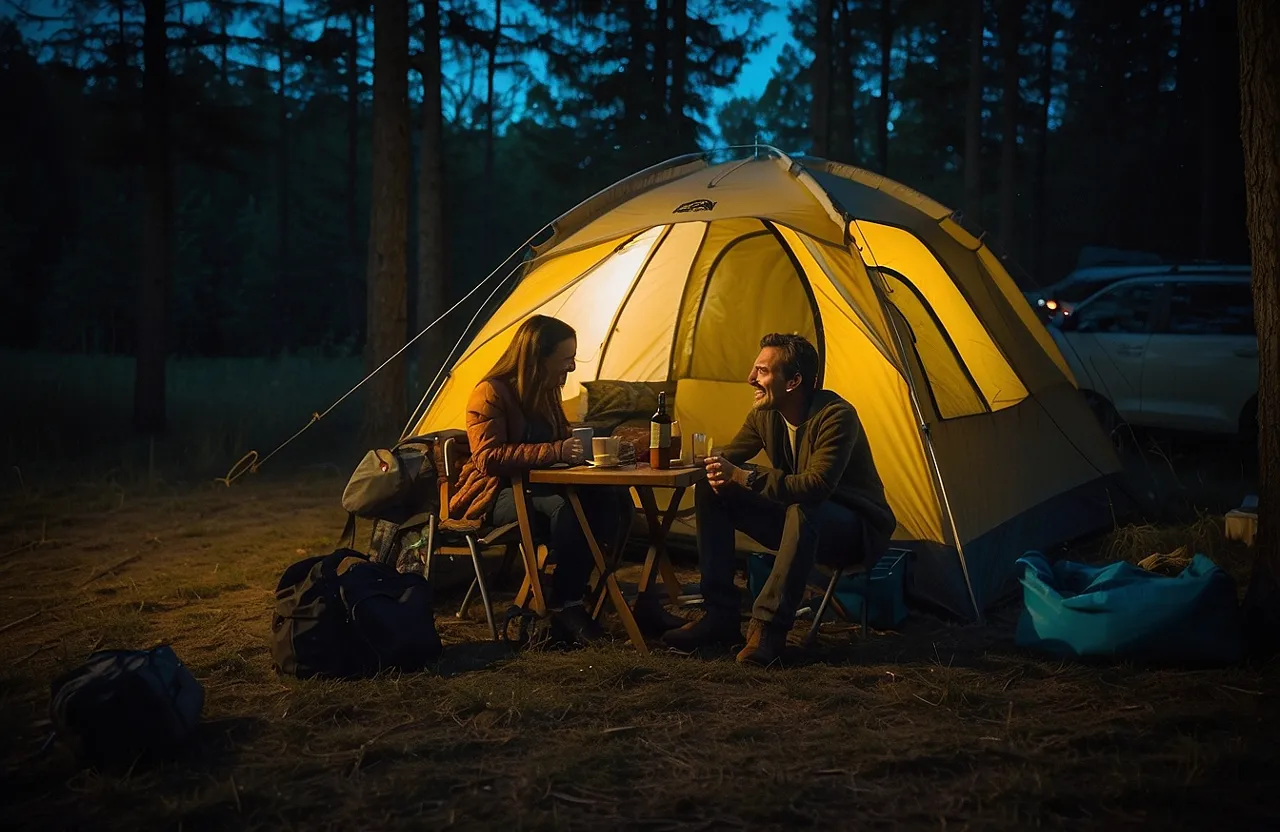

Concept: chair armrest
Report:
left=438, top=481, right=452, bottom=522
left=436, top=435, right=461, bottom=522
left=442, top=436, right=457, bottom=477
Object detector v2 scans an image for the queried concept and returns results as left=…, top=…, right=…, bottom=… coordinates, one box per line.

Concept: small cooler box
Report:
left=748, top=549, right=910, bottom=629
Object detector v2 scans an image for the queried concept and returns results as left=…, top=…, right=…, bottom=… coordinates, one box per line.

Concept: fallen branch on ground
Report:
left=0, top=610, right=42, bottom=634
left=81, top=555, right=141, bottom=586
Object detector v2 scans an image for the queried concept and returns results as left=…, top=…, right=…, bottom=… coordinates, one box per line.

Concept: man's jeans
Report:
left=694, top=479, right=866, bottom=631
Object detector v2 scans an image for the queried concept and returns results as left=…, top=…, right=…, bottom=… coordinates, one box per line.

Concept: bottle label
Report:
left=650, top=422, right=671, bottom=449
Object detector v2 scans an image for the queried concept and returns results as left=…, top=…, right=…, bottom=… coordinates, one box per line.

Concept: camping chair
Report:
left=798, top=547, right=913, bottom=647
left=420, top=434, right=523, bottom=641
left=422, top=434, right=636, bottom=640
left=799, top=562, right=869, bottom=648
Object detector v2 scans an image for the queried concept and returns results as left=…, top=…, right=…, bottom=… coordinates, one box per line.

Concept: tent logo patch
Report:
left=673, top=199, right=717, bottom=214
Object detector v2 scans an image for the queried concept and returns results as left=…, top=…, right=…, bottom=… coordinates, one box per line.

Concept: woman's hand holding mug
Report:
left=559, top=437, right=586, bottom=464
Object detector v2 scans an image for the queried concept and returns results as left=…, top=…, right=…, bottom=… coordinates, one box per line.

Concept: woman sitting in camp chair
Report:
left=447, top=314, right=634, bottom=645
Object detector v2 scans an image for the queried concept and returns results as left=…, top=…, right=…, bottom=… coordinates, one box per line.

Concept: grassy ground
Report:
left=0, top=472, right=1277, bottom=830
left=2, top=352, right=1276, bottom=829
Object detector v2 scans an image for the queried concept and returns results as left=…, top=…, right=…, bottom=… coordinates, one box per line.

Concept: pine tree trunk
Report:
left=1238, top=0, right=1280, bottom=658
left=484, top=0, right=501, bottom=190
left=276, top=0, right=289, bottom=352
left=116, top=2, right=127, bottom=82
left=810, top=0, right=833, bottom=157
left=877, top=0, right=892, bottom=173
left=670, top=0, right=688, bottom=148
left=655, top=0, right=668, bottom=130
left=963, top=0, right=985, bottom=227
left=1177, top=0, right=1194, bottom=78
left=624, top=0, right=649, bottom=153
left=997, top=0, right=1024, bottom=252
left=218, top=6, right=229, bottom=85
left=417, top=0, right=447, bottom=401
left=830, top=0, right=855, bottom=162
left=117, top=0, right=135, bottom=212
left=135, top=0, right=171, bottom=435
left=1032, top=0, right=1054, bottom=278
left=347, top=9, right=363, bottom=344
left=363, top=0, right=411, bottom=443
left=1199, top=0, right=1221, bottom=259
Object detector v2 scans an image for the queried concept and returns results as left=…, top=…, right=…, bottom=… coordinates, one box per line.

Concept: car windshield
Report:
left=1055, top=278, right=1123, bottom=302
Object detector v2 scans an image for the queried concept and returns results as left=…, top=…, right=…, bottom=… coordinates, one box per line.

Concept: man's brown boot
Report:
left=661, top=610, right=742, bottom=651
left=736, top=618, right=787, bottom=666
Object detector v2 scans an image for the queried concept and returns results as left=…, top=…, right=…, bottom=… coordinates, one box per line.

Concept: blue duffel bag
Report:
left=1014, top=553, right=1243, bottom=664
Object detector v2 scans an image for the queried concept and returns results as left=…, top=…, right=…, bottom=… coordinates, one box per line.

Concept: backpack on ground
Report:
left=49, top=645, right=205, bottom=769
left=271, top=548, right=442, bottom=679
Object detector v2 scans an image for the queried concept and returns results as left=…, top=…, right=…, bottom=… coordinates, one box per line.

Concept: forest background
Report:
left=2, top=0, right=1246, bottom=377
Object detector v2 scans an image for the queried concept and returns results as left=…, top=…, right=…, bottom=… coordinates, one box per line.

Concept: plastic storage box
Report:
left=748, top=548, right=910, bottom=629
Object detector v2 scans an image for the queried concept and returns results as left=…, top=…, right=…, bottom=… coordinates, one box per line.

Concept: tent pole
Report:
left=853, top=220, right=986, bottom=624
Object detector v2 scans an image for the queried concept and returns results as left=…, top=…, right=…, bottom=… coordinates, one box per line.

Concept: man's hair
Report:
left=759, top=333, right=820, bottom=393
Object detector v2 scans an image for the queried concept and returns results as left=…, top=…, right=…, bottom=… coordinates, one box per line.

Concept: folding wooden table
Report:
left=512, top=463, right=704, bottom=654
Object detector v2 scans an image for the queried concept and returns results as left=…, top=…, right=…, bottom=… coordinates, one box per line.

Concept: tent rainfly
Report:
left=405, top=149, right=1124, bottom=621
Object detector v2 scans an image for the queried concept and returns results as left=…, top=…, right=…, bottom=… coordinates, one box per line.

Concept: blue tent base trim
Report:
left=891, top=473, right=1132, bottom=623
left=1015, top=552, right=1244, bottom=665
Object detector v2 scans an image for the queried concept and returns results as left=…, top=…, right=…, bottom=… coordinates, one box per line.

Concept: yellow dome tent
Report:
left=405, top=149, right=1123, bottom=620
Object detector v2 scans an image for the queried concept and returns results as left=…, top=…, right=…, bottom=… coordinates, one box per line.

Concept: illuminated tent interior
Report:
left=406, top=151, right=1124, bottom=620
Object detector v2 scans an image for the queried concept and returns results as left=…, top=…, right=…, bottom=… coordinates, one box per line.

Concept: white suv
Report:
left=1025, top=264, right=1250, bottom=321
left=1048, top=273, right=1257, bottom=438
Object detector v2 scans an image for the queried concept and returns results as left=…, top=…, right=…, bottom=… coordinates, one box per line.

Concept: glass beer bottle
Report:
left=649, top=391, right=672, bottom=469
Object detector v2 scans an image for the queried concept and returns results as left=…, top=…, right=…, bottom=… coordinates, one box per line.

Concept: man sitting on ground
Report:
left=662, top=333, right=897, bottom=666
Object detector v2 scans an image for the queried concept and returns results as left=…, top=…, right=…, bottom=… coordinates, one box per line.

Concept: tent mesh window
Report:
left=879, top=269, right=986, bottom=420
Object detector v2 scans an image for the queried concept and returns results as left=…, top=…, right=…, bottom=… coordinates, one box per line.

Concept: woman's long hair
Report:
left=485, top=315, right=576, bottom=430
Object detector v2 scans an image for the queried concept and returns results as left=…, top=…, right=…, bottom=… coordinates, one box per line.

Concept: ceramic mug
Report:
left=591, top=436, right=620, bottom=464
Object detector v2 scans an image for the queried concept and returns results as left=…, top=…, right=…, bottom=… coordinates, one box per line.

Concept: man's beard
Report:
left=751, top=387, right=774, bottom=410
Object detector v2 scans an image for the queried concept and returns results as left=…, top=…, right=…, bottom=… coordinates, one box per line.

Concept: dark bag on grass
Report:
left=271, top=548, right=441, bottom=679
left=49, top=645, right=205, bottom=769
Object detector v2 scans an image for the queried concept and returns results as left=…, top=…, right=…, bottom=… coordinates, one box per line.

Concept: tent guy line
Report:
left=214, top=147, right=763, bottom=487
left=216, top=233, right=526, bottom=487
